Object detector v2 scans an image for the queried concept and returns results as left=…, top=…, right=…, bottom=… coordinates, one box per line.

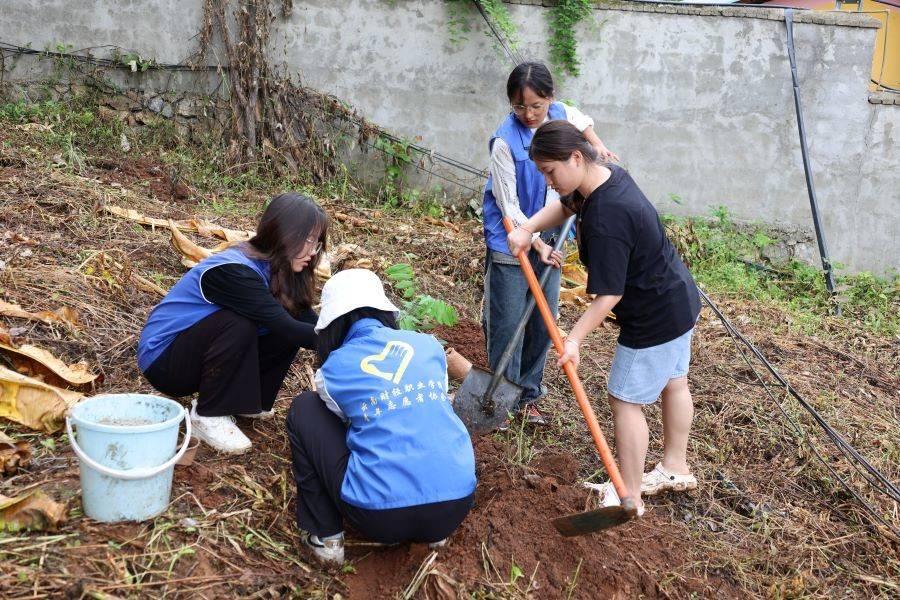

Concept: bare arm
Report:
left=507, top=202, right=572, bottom=255
left=557, top=294, right=622, bottom=368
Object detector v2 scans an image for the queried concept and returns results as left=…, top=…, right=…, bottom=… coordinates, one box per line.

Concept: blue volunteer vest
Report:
left=482, top=101, right=568, bottom=253
left=137, top=246, right=270, bottom=372
left=319, top=319, right=476, bottom=510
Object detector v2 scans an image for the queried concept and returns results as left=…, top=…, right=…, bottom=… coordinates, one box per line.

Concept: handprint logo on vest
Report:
left=359, top=341, right=415, bottom=384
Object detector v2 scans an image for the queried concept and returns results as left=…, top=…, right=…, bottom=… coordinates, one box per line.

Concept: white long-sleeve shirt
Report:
left=489, top=103, right=595, bottom=232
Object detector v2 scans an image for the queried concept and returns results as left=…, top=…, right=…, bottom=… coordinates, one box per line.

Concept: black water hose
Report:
left=784, top=10, right=840, bottom=315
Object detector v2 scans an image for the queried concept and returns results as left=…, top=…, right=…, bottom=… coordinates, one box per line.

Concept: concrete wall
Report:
left=1, top=1, right=896, bottom=274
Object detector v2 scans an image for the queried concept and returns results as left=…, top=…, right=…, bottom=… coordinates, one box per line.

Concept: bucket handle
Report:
left=66, top=407, right=192, bottom=481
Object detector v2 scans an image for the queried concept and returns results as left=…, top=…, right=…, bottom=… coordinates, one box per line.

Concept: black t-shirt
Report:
left=561, top=165, right=700, bottom=349
left=201, top=263, right=318, bottom=349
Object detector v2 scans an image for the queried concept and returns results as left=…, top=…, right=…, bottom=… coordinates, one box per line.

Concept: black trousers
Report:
left=285, top=391, right=474, bottom=543
left=143, top=310, right=306, bottom=417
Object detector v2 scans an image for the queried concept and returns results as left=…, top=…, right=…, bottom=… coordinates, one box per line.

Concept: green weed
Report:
left=664, top=209, right=899, bottom=336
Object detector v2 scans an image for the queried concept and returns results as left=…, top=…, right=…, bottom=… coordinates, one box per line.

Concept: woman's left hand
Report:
left=598, top=145, right=620, bottom=163
left=557, top=338, right=581, bottom=369
left=533, top=239, right=563, bottom=268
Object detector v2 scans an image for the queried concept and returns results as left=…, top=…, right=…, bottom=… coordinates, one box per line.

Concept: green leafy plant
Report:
left=477, top=0, right=519, bottom=52
left=113, top=50, right=154, bottom=73
left=509, top=561, right=524, bottom=586
left=663, top=209, right=899, bottom=336
left=435, top=1, right=595, bottom=78
left=548, top=0, right=593, bottom=77
left=385, top=263, right=459, bottom=331
left=443, top=0, right=518, bottom=59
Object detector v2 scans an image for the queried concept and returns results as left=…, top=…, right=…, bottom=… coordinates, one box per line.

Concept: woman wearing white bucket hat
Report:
left=285, top=269, right=476, bottom=565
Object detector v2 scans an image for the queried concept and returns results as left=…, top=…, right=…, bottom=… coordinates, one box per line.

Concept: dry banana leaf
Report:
left=0, top=339, right=99, bottom=390
left=0, top=431, right=31, bottom=476
left=0, top=365, right=83, bottom=432
left=562, top=263, right=588, bottom=287
left=104, top=205, right=254, bottom=241
left=0, top=299, right=79, bottom=328
left=560, top=284, right=589, bottom=306
left=187, top=218, right=253, bottom=242
left=169, top=221, right=236, bottom=269
left=0, top=490, right=67, bottom=532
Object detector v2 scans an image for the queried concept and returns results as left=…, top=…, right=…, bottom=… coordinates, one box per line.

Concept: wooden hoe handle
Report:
left=502, top=217, right=633, bottom=508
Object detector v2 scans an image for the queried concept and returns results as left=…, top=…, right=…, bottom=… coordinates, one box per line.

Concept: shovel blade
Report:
left=453, top=367, right=522, bottom=435
left=552, top=505, right=636, bottom=537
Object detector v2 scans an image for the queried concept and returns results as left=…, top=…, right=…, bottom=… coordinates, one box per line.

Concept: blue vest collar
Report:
left=345, top=318, right=385, bottom=342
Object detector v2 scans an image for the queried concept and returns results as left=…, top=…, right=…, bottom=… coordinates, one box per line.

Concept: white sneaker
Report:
left=641, top=463, right=697, bottom=496
left=237, top=409, right=276, bottom=420
left=190, top=400, right=252, bottom=454
left=303, top=531, right=344, bottom=565
left=601, top=484, right=645, bottom=518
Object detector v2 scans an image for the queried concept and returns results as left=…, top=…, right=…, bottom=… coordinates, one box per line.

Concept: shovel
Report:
left=454, top=216, right=576, bottom=435
left=501, top=217, right=637, bottom=535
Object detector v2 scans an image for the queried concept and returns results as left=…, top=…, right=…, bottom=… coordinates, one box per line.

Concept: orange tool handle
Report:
left=503, top=217, right=633, bottom=508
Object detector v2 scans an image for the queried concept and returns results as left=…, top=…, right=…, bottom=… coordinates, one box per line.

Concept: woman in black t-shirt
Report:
left=507, top=121, right=701, bottom=517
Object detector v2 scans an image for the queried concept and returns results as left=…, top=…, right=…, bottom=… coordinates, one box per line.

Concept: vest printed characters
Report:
left=318, top=319, right=476, bottom=510
left=137, top=246, right=270, bottom=372
left=482, top=101, right=567, bottom=254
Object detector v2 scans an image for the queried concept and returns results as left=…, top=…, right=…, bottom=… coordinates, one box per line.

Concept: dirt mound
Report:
left=93, top=156, right=192, bottom=203
left=345, top=437, right=736, bottom=598
left=431, top=319, right=488, bottom=371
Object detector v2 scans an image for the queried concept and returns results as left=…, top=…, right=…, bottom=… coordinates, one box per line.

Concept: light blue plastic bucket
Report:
left=66, top=394, right=191, bottom=523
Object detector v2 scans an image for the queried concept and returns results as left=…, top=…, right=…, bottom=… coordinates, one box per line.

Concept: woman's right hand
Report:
left=507, top=226, right=533, bottom=256
left=557, top=338, right=581, bottom=369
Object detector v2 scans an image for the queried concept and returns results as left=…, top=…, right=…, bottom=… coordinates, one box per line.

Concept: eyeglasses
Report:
left=511, top=101, right=549, bottom=114
left=305, top=236, right=323, bottom=255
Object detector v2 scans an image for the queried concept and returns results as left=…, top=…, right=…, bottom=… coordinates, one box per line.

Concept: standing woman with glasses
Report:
left=482, top=61, right=618, bottom=426
left=138, top=193, right=328, bottom=454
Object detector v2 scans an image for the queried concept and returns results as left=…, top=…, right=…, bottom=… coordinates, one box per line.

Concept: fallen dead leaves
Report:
left=0, top=431, right=31, bottom=476
left=0, top=490, right=67, bottom=532
left=0, top=299, right=79, bottom=329
left=0, top=323, right=95, bottom=432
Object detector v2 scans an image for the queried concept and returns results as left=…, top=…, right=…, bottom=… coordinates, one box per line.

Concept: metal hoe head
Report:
left=453, top=366, right=522, bottom=435
left=552, top=499, right=638, bottom=537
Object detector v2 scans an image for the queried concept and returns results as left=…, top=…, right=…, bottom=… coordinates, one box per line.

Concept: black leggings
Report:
left=285, top=391, right=474, bottom=543
left=143, top=309, right=307, bottom=417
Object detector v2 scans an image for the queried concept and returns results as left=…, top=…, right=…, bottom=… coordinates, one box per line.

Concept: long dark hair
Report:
left=506, top=61, right=554, bottom=105
left=246, top=192, right=328, bottom=317
left=317, top=307, right=398, bottom=365
left=529, top=120, right=599, bottom=164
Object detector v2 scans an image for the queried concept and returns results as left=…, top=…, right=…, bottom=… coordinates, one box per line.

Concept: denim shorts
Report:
left=607, top=328, right=694, bottom=405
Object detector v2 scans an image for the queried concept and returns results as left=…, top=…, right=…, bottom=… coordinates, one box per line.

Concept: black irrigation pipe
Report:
left=703, top=288, right=900, bottom=504
left=703, top=287, right=900, bottom=505
left=472, top=0, right=525, bottom=66
left=784, top=10, right=839, bottom=315
left=317, top=115, right=484, bottom=194
left=0, top=41, right=222, bottom=72
left=699, top=288, right=900, bottom=537
left=1, top=39, right=490, bottom=185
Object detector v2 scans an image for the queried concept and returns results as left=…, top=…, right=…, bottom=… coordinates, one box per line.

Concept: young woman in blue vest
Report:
left=483, top=61, right=618, bottom=425
left=285, top=269, right=475, bottom=565
left=507, top=121, right=701, bottom=517
left=137, top=193, right=328, bottom=454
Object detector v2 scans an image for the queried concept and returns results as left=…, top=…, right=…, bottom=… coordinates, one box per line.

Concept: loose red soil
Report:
left=344, top=437, right=738, bottom=598
left=431, top=319, right=489, bottom=371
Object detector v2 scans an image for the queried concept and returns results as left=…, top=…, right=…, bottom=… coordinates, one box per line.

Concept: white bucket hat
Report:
left=315, top=268, right=400, bottom=333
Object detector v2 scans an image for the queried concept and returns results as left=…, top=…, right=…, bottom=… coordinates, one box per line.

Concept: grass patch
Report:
left=665, top=209, right=899, bottom=336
